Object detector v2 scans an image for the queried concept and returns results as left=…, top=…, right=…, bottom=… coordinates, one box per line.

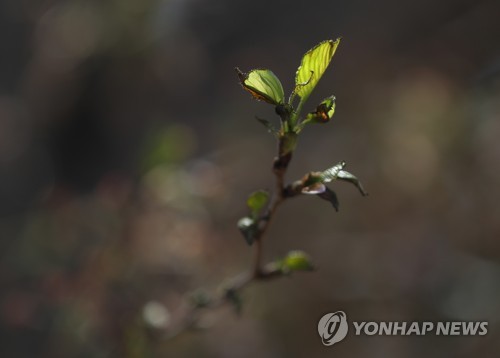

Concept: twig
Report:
left=164, top=133, right=299, bottom=340
left=164, top=262, right=290, bottom=340
left=252, top=146, right=288, bottom=275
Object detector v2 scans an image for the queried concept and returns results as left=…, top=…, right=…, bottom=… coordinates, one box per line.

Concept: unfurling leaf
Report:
left=235, top=68, right=285, bottom=105
left=293, top=39, right=340, bottom=104
left=237, top=217, right=258, bottom=245
left=246, top=190, right=269, bottom=218
left=320, top=162, right=368, bottom=196
left=296, top=161, right=366, bottom=210
left=306, top=96, right=336, bottom=123
left=280, top=250, right=315, bottom=273
left=338, top=170, right=369, bottom=196
left=320, top=161, right=346, bottom=182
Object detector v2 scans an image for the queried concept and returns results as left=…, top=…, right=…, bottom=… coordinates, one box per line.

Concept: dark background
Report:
left=1, top=0, right=500, bottom=357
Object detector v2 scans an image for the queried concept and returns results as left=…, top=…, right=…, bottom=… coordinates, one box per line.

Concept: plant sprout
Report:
left=165, top=39, right=367, bottom=338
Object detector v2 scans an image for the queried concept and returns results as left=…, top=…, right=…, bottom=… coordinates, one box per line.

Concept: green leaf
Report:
left=255, top=116, right=278, bottom=136
left=293, top=39, right=340, bottom=104
left=236, top=67, right=285, bottom=105
left=338, top=170, right=369, bottom=196
left=246, top=190, right=269, bottom=218
left=237, top=217, right=258, bottom=245
left=280, top=250, right=315, bottom=273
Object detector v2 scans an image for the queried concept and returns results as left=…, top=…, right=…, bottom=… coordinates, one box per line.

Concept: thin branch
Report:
left=163, top=262, right=294, bottom=340
left=163, top=126, right=300, bottom=340
left=252, top=154, right=287, bottom=275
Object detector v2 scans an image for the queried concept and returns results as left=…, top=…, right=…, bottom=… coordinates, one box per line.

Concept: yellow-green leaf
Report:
left=236, top=68, right=285, bottom=105
left=246, top=190, right=269, bottom=218
left=293, top=39, right=340, bottom=103
left=281, top=250, right=315, bottom=273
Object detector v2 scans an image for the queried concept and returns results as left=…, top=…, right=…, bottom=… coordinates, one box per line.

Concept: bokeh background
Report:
left=1, top=0, right=500, bottom=357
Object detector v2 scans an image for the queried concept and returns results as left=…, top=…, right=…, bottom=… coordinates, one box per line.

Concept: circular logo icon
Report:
left=318, top=311, right=348, bottom=346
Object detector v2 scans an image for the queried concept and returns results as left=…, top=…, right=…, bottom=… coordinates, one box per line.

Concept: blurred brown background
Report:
left=1, top=0, right=500, bottom=357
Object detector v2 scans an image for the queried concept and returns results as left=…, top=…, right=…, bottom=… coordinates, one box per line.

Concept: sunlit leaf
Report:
left=320, top=161, right=346, bottom=182
left=280, top=250, right=315, bottom=273
left=338, top=170, right=368, bottom=196
left=246, top=190, right=269, bottom=218
left=293, top=39, right=340, bottom=103
left=237, top=217, right=258, bottom=245
left=236, top=67, right=285, bottom=105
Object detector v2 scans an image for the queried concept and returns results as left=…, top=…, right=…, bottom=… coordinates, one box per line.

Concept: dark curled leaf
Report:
left=317, top=187, right=340, bottom=211
left=237, top=217, right=259, bottom=245
left=337, top=170, right=368, bottom=196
